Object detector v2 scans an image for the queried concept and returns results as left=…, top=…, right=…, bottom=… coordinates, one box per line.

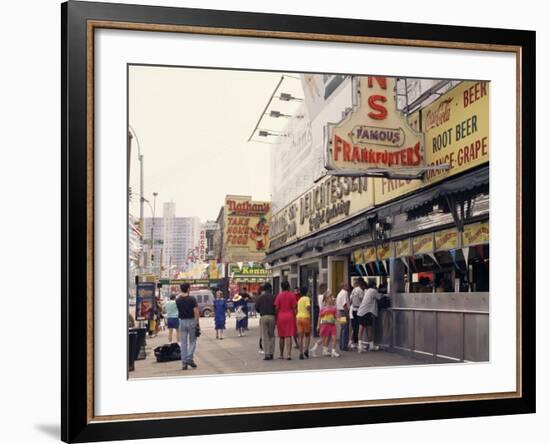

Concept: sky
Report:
left=128, top=65, right=303, bottom=221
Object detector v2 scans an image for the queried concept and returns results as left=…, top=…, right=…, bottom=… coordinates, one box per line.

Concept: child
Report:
left=296, top=287, right=312, bottom=359
left=213, top=290, right=227, bottom=340
left=317, top=291, right=339, bottom=358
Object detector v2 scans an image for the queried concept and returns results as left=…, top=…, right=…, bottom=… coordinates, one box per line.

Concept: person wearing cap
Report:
left=232, top=293, right=247, bottom=337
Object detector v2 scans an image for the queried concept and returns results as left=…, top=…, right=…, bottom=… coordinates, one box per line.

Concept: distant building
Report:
left=142, top=202, right=201, bottom=276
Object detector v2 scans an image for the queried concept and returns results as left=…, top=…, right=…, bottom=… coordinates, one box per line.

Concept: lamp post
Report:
left=143, top=193, right=158, bottom=275
left=128, top=125, right=145, bottom=275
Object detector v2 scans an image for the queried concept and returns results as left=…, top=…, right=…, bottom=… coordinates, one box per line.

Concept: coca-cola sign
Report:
left=424, top=97, right=453, bottom=131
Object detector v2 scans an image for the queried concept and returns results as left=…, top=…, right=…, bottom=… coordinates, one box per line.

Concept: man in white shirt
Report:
left=357, top=280, right=383, bottom=352
left=335, top=283, right=350, bottom=351
left=349, top=278, right=366, bottom=348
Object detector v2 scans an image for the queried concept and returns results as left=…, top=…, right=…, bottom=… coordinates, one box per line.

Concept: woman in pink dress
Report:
left=274, top=281, right=297, bottom=360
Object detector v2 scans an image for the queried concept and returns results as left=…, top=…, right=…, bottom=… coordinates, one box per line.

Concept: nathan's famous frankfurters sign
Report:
left=375, top=80, right=489, bottom=204
left=327, top=76, right=425, bottom=172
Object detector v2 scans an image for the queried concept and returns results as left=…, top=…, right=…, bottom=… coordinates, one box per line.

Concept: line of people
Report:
left=165, top=278, right=385, bottom=371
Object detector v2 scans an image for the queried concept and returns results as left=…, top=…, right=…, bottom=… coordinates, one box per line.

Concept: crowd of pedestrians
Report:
left=161, top=277, right=385, bottom=371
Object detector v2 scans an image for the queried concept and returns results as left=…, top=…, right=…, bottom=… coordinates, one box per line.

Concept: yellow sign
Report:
left=328, top=76, right=424, bottom=173
left=208, top=260, right=219, bottom=279
left=435, top=228, right=458, bottom=251
left=268, top=176, right=374, bottom=251
left=223, top=196, right=271, bottom=263
left=352, top=249, right=363, bottom=264
left=413, top=234, right=434, bottom=255
left=377, top=243, right=391, bottom=261
left=363, top=246, right=377, bottom=263
left=395, top=239, right=411, bottom=257
left=374, top=80, right=489, bottom=205
left=462, top=222, right=489, bottom=246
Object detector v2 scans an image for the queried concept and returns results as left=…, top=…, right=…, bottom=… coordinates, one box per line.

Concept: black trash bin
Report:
left=130, top=327, right=147, bottom=360
left=128, top=331, right=138, bottom=372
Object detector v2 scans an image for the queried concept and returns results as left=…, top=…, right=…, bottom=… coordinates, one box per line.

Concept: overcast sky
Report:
left=128, top=65, right=302, bottom=221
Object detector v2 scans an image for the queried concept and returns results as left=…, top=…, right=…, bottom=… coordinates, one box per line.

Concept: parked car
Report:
left=190, top=289, right=215, bottom=317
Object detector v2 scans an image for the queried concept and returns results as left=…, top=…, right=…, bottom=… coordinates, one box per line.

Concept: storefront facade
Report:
left=265, top=76, right=490, bottom=361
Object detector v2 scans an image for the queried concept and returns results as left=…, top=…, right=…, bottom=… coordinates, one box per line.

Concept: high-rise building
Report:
left=142, top=202, right=201, bottom=276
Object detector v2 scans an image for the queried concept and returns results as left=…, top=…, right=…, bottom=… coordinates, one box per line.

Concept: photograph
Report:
left=127, top=66, right=490, bottom=378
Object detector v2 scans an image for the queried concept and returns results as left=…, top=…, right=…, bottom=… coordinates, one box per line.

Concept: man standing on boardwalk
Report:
left=176, top=283, right=200, bottom=370
left=255, top=283, right=276, bottom=360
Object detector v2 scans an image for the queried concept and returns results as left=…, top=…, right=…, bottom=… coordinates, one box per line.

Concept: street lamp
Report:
left=143, top=192, right=158, bottom=275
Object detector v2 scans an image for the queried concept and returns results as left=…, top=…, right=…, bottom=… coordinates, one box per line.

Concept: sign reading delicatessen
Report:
left=269, top=176, right=374, bottom=250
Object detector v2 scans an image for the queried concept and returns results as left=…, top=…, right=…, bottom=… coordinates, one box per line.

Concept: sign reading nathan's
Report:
left=327, top=76, right=424, bottom=172
left=223, top=196, right=271, bottom=263
left=269, top=176, right=374, bottom=250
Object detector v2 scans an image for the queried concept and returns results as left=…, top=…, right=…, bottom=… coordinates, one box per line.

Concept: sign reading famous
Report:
left=327, top=76, right=425, bottom=172
left=223, top=196, right=271, bottom=262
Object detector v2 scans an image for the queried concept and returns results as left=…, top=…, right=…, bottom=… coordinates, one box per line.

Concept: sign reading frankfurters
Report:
left=327, top=76, right=425, bottom=174
left=223, top=195, right=271, bottom=263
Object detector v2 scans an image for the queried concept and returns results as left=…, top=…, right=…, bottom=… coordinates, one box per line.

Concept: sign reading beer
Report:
left=423, top=81, right=489, bottom=182
left=223, top=196, right=271, bottom=262
left=327, top=76, right=425, bottom=172
left=375, top=80, right=490, bottom=204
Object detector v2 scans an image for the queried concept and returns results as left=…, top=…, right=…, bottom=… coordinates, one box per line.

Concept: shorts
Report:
left=296, top=317, right=311, bottom=334
left=319, top=323, right=336, bottom=338
left=358, top=313, right=374, bottom=327
left=167, top=318, right=180, bottom=329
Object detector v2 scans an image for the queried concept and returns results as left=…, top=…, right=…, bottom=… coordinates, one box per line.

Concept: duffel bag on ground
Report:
left=154, top=342, right=181, bottom=362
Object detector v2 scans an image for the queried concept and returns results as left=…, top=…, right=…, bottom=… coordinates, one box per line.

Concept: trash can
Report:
left=130, top=327, right=147, bottom=360
left=128, top=331, right=138, bottom=372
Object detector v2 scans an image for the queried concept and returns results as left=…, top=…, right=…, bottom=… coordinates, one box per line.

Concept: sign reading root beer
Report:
left=327, top=76, right=425, bottom=173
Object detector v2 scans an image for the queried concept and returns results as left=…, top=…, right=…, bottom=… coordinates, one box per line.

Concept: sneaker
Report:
left=370, top=344, right=380, bottom=351
left=186, top=360, right=197, bottom=368
left=322, top=347, right=330, bottom=357
left=258, top=349, right=265, bottom=354
left=304, top=351, right=309, bottom=359
left=331, top=350, right=340, bottom=358
left=182, top=364, right=188, bottom=370
left=299, top=353, right=304, bottom=360
left=309, top=348, right=317, bottom=358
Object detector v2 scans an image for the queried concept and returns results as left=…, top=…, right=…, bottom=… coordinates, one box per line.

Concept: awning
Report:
left=264, top=212, right=375, bottom=263
left=376, top=165, right=489, bottom=219
left=264, top=165, right=489, bottom=264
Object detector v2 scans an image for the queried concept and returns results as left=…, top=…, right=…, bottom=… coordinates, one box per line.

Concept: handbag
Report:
left=235, top=307, right=247, bottom=321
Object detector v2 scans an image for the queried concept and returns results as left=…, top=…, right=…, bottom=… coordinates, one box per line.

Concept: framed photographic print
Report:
left=61, top=0, right=536, bottom=442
